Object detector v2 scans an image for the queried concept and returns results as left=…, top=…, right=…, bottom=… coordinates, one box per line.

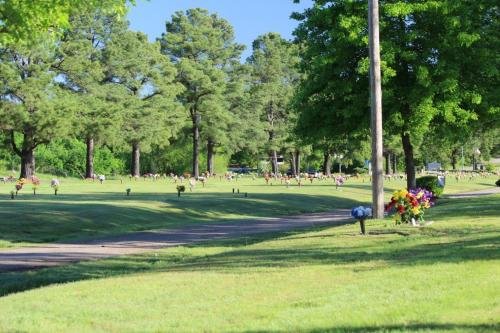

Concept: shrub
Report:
left=353, top=167, right=368, bottom=174
left=496, top=179, right=500, bottom=187
left=485, top=163, right=495, bottom=172
left=416, top=176, right=444, bottom=198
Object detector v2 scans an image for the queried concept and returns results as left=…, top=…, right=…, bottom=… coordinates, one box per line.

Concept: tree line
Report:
left=1, top=8, right=302, bottom=179
left=1, top=1, right=498, bottom=187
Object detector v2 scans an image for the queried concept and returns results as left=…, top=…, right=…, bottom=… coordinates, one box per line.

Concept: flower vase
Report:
left=411, top=218, right=418, bottom=227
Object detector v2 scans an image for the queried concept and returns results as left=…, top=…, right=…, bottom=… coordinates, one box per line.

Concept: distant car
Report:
left=307, top=169, right=318, bottom=175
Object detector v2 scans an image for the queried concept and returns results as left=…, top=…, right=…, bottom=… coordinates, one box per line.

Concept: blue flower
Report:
left=351, top=206, right=372, bottom=219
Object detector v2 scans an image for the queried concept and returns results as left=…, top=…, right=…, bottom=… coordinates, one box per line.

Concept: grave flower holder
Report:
left=176, top=185, right=186, bottom=198
left=351, top=206, right=372, bottom=235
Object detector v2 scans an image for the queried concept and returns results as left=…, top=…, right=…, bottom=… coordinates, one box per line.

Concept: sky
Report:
left=127, top=0, right=314, bottom=60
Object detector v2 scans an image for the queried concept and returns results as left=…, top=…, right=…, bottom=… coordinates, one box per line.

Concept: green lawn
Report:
left=0, top=194, right=498, bottom=332
left=0, top=173, right=497, bottom=248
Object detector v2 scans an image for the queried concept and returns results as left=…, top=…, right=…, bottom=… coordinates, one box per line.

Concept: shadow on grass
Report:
left=0, top=192, right=363, bottom=245
left=0, top=196, right=498, bottom=297
left=0, top=220, right=498, bottom=297
left=246, top=323, right=499, bottom=332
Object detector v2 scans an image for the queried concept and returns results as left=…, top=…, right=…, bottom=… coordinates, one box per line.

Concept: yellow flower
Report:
left=393, top=188, right=408, bottom=200
left=411, top=207, right=420, bottom=215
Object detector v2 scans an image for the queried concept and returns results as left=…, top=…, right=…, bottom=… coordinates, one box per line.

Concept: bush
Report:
left=353, top=167, right=368, bottom=174
left=495, top=179, right=500, bottom=187
left=416, top=176, right=444, bottom=198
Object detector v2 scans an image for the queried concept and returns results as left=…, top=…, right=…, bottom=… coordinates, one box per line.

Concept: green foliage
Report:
left=0, top=0, right=131, bottom=45
left=353, top=167, right=368, bottom=175
left=293, top=0, right=499, bottom=187
left=58, top=12, right=127, bottom=147
left=248, top=33, right=300, bottom=153
left=106, top=30, right=183, bottom=152
left=416, top=176, right=444, bottom=198
left=36, top=140, right=125, bottom=176
left=0, top=36, right=78, bottom=177
left=160, top=8, right=245, bottom=175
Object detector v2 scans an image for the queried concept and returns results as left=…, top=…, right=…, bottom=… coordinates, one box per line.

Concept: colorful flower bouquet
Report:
left=176, top=185, right=186, bottom=198
left=385, top=188, right=434, bottom=225
left=31, top=176, right=41, bottom=195
left=15, top=178, right=26, bottom=195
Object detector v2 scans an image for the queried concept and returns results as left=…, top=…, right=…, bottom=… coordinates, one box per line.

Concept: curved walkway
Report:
left=0, top=209, right=351, bottom=273
left=445, top=186, right=500, bottom=198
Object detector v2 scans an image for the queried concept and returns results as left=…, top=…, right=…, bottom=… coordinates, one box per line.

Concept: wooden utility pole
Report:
left=368, top=0, right=384, bottom=218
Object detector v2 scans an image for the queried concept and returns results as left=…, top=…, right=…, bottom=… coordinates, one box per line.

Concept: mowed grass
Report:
left=0, top=173, right=497, bottom=248
left=0, top=194, right=498, bottom=332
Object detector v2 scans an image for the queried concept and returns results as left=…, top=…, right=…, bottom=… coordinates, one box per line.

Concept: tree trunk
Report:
left=207, top=139, right=215, bottom=175
left=295, top=150, right=301, bottom=175
left=192, top=121, right=200, bottom=178
left=392, top=153, right=397, bottom=173
left=270, top=150, right=278, bottom=174
left=451, top=154, right=457, bottom=170
left=20, top=148, right=35, bottom=179
left=17, top=130, right=36, bottom=179
left=131, top=142, right=140, bottom=177
left=290, top=152, right=297, bottom=176
left=323, top=152, right=332, bottom=176
left=385, top=152, right=391, bottom=175
left=85, top=136, right=94, bottom=178
left=402, top=132, right=416, bottom=189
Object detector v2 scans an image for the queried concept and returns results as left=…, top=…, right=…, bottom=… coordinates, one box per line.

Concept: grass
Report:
left=0, top=192, right=499, bottom=332
left=0, top=173, right=497, bottom=248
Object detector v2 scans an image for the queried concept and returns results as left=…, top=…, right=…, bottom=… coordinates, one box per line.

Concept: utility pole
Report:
left=368, top=0, right=384, bottom=218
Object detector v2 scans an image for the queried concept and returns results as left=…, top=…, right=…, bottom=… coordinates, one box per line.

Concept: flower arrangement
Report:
left=15, top=178, right=26, bottom=195
left=31, top=176, right=41, bottom=195
left=351, top=206, right=372, bottom=234
left=176, top=185, right=186, bottom=197
left=385, top=188, right=434, bottom=225
left=51, top=179, right=60, bottom=195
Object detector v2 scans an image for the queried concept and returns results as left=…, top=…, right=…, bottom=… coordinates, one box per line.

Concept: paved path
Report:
left=445, top=187, right=500, bottom=198
left=0, top=210, right=352, bottom=273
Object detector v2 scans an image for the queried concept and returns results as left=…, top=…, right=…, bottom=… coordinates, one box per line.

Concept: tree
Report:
left=104, top=30, right=183, bottom=176
left=0, top=0, right=130, bottom=45
left=293, top=0, right=499, bottom=189
left=58, top=12, right=127, bottom=178
left=160, top=8, right=244, bottom=178
left=0, top=39, right=76, bottom=178
left=226, top=64, right=268, bottom=169
left=248, top=33, right=300, bottom=174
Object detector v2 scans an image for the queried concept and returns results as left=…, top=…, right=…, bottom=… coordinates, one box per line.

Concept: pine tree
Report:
left=248, top=33, right=300, bottom=174
left=58, top=12, right=127, bottom=178
left=0, top=39, right=76, bottom=178
left=160, top=8, right=244, bottom=178
left=104, top=30, right=183, bottom=176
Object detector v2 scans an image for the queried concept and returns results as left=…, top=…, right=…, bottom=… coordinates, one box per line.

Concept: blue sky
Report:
left=127, top=0, right=314, bottom=60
